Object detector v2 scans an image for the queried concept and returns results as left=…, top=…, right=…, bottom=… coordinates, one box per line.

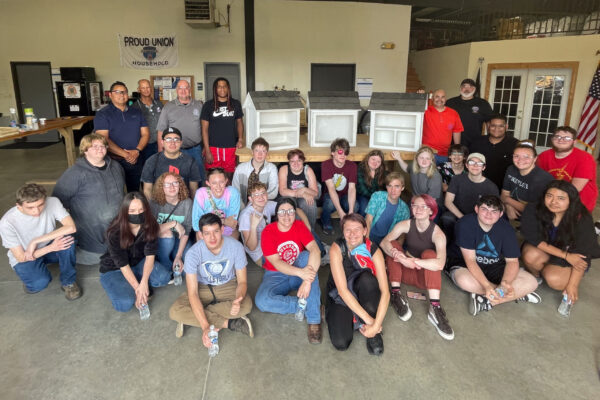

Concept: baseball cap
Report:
left=163, top=127, right=182, bottom=139
left=467, top=152, right=486, bottom=163
left=461, top=78, right=476, bottom=87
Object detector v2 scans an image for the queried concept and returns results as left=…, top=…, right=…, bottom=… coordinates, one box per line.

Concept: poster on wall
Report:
left=118, top=34, right=178, bottom=69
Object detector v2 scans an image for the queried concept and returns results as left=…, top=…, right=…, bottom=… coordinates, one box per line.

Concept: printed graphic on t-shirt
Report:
left=290, top=179, right=306, bottom=190
left=277, top=240, right=300, bottom=265
left=213, top=106, right=235, bottom=118
left=333, top=173, right=348, bottom=192
left=476, top=234, right=500, bottom=264
left=548, top=164, right=573, bottom=181
left=471, top=106, right=479, bottom=114
left=200, top=259, right=231, bottom=285
left=168, top=165, right=180, bottom=175
left=156, top=213, right=185, bottom=225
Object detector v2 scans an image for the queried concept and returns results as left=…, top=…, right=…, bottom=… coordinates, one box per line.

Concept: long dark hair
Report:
left=212, top=77, right=232, bottom=112
left=536, top=180, right=589, bottom=249
left=359, top=149, right=386, bottom=188
left=106, top=192, right=158, bottom=249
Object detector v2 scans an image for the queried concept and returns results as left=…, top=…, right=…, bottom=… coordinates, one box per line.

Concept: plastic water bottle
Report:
left=295, top=298, right=307, bottom=321
left=208, top=325, right=219, bottom=357
left=139, top=304, right=150, bottom=320
left=9, top=108, right=18, bottom=128
left=173, top=263, right=182, bottom=286
left=495, top=286, right=505, bottom=298
left=558, top=294, right=572, bottom=317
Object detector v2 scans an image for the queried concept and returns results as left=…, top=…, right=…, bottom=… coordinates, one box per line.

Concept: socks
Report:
left=430, top=299, right=440, bottom=307
left=391, top=286, right=401, bottom=293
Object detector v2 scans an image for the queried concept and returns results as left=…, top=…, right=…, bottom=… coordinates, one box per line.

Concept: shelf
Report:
left=259, top=123, right=297, bottom=133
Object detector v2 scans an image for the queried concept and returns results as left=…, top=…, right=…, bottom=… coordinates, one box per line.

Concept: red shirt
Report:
left=260, top=220, right=315, bottom=272
left=422, top=106, right=464, bottom=156
left=537, top=147, right=598, bottom=212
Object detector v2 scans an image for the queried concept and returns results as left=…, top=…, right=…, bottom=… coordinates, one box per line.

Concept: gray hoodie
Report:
left=53, top=156, right=125, bottom=254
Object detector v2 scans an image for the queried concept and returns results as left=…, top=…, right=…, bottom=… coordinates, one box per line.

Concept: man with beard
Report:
left=446, top=78, right=493, bottom=148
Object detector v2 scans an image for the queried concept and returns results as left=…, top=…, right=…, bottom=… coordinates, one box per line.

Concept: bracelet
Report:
left=135, top=148, right=141, bottom=152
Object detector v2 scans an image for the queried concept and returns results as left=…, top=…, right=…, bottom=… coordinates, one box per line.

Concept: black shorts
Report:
left=446, top=257, right=505, bottom=285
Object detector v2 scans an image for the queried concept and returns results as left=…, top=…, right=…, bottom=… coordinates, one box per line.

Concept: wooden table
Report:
left=0, top=116, right=94, bottom=167
left=236, top=133, right=416, bottom=162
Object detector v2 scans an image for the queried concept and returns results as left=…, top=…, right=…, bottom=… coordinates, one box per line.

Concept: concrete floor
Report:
left=0, top=143, right=599, bottom=400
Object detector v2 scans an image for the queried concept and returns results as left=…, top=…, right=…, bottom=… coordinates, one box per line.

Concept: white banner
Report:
left=118, top=34, right=178, bottom=69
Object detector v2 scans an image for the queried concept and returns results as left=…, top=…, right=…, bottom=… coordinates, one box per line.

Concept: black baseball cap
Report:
left=163, top=127, right=182, bottom=139
left=461, top=78, right=476, bottom=87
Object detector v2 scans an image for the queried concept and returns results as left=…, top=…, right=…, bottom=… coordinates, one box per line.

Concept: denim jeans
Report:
left=255, top=250, right=321, bottom=324
left=320, top=193, right=358, bottom=230
left=434, top=154, right=449, bottom=166
left=140, top=141, right=158, bottom=165
left=13, top=241, right=76, bottom=293
left=356, top=195, right=370, bottom=217
left=116, top=157, right=143, bottom=193
left=181, top=143, right=206, bottom=183
left=157, top=236, right=191, bottom=272
left=100, top=257, right=171, bottom=312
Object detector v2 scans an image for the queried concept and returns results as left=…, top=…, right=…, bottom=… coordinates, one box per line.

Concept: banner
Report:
left=118, top=34, right=178, bottom=69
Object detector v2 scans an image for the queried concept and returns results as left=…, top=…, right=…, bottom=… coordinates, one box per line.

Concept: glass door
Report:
left=489, top=69, right=527, bottom=138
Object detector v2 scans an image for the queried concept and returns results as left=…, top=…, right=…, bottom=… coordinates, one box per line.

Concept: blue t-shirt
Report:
left=184, top=236, right=247, bottom=286
left=369, top=200, right=398, bottom=245
left=451, top=213, right=520, bottom=272
left=93, top=103, right=148, bottom=150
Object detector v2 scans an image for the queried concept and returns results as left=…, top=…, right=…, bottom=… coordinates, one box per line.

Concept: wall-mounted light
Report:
left=380, top=42, right=395, bottom=50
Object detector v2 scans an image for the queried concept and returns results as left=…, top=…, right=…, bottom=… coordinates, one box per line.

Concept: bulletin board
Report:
left=150, top=75, right=194, bottom=103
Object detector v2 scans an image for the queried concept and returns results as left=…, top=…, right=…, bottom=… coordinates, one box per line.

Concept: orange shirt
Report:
left=422, top=106, right=464, bottom=156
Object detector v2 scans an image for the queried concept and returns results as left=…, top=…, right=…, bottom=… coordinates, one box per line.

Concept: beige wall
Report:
left=0, top=0, right=412, bottom=114
left=255, top=0, right=411, bottom=103
left=0, top=0, right=247, bottom=113
left=409, top=43, right=471, bottom=98
left=410, top=35, right=600, bottom=133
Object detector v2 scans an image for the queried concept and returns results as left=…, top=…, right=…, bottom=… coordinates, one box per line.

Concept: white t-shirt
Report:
left=0, top=197, right=69, bottom=267
left=184, top=236, right=247, bottom=286
left=238, top=201, right=277, bottom=262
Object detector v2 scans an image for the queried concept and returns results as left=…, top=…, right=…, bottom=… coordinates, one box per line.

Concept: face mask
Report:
left=128, top=213, right=145, bottom=225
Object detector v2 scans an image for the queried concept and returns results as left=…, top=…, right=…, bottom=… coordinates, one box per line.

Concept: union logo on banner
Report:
left=118, top=34, right=178, bottom=70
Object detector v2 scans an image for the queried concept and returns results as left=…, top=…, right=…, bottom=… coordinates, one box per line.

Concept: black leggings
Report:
left=325, top=272, right=381, bottom=351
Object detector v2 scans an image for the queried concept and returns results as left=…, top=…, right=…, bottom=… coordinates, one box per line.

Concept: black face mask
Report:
left=128, top=213, right=145, bottom=225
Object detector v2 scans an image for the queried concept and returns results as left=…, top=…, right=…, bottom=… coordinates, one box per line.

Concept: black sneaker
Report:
left=228, top=316, right=254, bottom=338
left=366, top=333, right=384, bottom=355
left=469, top=293, right=492, bottom=316
left=428, top=305, right=454, bottom=340
left=390, top=291, right=412, bottom=321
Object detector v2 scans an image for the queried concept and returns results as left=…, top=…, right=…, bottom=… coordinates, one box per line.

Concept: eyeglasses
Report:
left=251, top=191, right=267, bottom=198
left=111, top=90, right=127, bottom=95
left=552, top=135, right=574, bottom=142
left=164, top=137, right=181, bottom=143
left=411, top=204, right=429, bottom=210
left=450, top=152, right=464, bottom=156
left=163, top=181, right=180, bottom=188
left=467, top=160, right=485, bottom=167
left=479, top=206, right=500, bottom=215
left=277, top=209, right=296, bottom=216
left=90, top=145, right=107, bottom=151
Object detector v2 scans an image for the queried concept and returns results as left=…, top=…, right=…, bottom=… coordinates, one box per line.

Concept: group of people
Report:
left=1, top=77, right=598, bottom=356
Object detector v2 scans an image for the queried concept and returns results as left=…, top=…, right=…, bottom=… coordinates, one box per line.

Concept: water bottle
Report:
left=208, top=325, right=219, bottom=357
left=139, top=304, right=150, bottom=320
left=9, top=108, right=18, bottom=128
left=173, top=263, right=182, bottom=286
left=558, top=294, right=572, bottom=317
left=295, top=298, right=307, bottom=321
left=495, top=286, right=505, bottom=298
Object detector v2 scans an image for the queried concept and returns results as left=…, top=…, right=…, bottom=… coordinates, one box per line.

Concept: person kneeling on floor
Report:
left=169, top=213, right=253, bottom=343
left=446, top=195, right=540, bottom=316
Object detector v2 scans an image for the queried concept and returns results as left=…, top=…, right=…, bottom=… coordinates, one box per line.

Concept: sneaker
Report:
left=428, top=305, right=455, bottom=340
left=595, top=221, right=600, bottom=235
left=307, top=323, right=322, bottom=344
left=469, top=293, right=491, bottom=316
left=228, top=316, right=254, bottom=338
left=61, top=282, right=82, bottom=301
left=516, top=291, right=542, bottom=304
left=175, top=322, right=184, bottom=338
left=390, top=291, right=412, bottom=321
left=366, top=333, right=384, bottom=355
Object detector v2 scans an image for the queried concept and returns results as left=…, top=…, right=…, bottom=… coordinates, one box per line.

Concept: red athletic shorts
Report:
left=205, top=147, right=237, bottom=173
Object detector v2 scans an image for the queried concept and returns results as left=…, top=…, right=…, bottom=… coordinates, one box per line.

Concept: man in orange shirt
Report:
left=422, top=89, right=464, bottom=165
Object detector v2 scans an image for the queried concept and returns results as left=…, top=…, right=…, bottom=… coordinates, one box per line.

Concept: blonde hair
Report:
left=79, top=133, right=108, bottom=156
left=412, top=146, right=437, bottom=178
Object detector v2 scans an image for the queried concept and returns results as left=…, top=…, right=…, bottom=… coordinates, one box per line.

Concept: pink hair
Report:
left=411, top=194, right=438, bottom=220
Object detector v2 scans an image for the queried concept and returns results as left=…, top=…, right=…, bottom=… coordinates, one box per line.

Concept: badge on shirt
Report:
left=471, top=106, right=480, bottom=114
left=193, top=109, right=200, bottom=117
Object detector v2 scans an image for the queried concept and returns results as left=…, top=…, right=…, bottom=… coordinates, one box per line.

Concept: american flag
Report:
left=576, top=65, right=600, bottom=150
